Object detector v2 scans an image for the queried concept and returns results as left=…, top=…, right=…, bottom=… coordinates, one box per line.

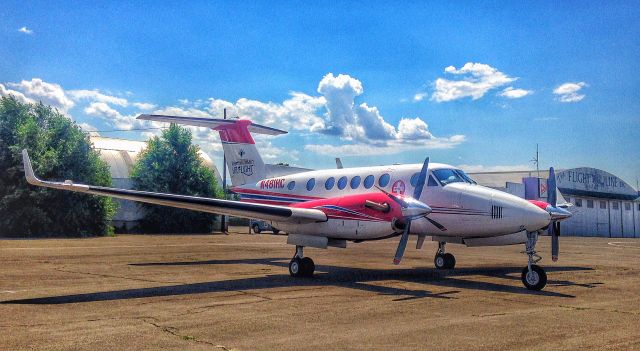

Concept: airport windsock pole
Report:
left=221, top=108, right=228, bottom=234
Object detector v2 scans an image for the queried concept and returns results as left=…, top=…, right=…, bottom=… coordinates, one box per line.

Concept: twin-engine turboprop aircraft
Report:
left=21, top=114, right=572, bottom=290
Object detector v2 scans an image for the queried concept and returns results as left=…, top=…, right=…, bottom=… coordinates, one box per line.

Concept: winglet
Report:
left=21, top=149, right=89, bottom=192
left=22, top=149, right=41, bottom=186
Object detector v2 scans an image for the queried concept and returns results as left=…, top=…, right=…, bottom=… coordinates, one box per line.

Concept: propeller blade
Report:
left=550, top=221, right=559, bottom=262
left=375, top=186, right=408, bottom=208
left=393, top=220, right=412, bottom=265
left=413, top=157, right=430, bottom=200
left=547, top=167, right=557, bottom=207
left=425, top=216, right=447, bottom=232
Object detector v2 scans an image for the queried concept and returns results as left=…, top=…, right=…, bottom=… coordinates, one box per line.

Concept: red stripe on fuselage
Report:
left=213, top=119, right=255, bottom=144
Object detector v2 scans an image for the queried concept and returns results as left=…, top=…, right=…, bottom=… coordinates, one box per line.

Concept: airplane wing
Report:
left=20, top=150, right=326, bottom=223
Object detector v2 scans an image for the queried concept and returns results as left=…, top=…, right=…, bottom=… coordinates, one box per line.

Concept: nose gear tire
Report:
left=521, top=264, right=547, bottom=290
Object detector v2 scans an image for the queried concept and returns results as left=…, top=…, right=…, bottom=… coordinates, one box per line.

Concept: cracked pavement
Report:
left=1, top=230, right=639, bottom=350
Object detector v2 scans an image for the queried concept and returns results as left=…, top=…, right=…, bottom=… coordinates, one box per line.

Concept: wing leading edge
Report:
left=21, top=150, right=326, bottom=223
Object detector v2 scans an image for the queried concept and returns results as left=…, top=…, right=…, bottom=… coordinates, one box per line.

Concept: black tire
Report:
left=252, top=224, right=261, bottom=234
left=521, top=265, right=547, bottom=291
left=272, top=229, right=280, bottom=235
left=443, top=253, right=456, bottom=269
left=434, top=254, right=447, bottom=269
left=300, top=257, right=315, bottom=277
left=289, top=257, right=302, bottom=277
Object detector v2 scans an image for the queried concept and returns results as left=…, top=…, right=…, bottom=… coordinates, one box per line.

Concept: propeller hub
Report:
left=400, top=197, right=432, bottom=218
left=548, top=206, right=572, bottom=221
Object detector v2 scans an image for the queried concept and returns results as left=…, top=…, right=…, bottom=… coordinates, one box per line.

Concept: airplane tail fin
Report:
left=137, top=114, right=287, bottom=186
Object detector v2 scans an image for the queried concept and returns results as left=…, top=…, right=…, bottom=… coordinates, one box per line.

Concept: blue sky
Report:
left=1, top=1, right=639, bottom=186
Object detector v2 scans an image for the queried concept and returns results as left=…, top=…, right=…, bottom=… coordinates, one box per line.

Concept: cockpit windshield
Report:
left=455, top=169, right=477, bottom=184
left=432, top=169, right=476, bottom=185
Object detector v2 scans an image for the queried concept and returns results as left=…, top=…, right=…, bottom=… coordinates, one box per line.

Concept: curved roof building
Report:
left=90, top=136, right=222, bottom=231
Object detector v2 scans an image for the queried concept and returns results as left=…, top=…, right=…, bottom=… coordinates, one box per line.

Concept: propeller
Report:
left=546, top=167, right=571, bottom=262
left=374, top=157, right=446, bottom=265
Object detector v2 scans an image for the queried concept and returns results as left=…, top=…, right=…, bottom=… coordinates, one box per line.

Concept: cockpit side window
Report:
left=432, top=169, right=466, bottom=186
left=427, top=175, right=439, bottom=187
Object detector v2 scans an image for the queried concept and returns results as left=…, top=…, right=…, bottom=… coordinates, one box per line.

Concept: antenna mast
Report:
left=531, top=143, right=540, bottom=177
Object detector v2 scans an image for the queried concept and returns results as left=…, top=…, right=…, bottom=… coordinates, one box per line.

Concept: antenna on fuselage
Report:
left=335, top=158, right=343, bottom=169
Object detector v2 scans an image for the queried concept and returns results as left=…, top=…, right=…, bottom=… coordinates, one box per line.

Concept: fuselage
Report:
left=232, top=163, right=550, bottom=241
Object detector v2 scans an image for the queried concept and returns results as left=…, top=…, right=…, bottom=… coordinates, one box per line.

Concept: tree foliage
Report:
left=0, top=96, right=117, bottom=237
left=131, top=123, right=222, bottom=233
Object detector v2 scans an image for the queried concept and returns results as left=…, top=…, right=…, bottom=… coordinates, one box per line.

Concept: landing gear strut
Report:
left=434, top=242, right=456, bottom=269
left=521, top=231, right=547, bottom=290
left=289, top=245, right=315, bottom=278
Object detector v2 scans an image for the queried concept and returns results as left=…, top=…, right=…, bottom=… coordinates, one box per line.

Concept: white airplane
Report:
left=20, top=115, right=572, bottom=291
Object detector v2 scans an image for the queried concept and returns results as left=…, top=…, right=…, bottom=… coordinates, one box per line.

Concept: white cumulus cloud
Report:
left=432, top=63, right=519, bottom=102
left=6, top=78, right=74, bottom=112
left=68, top=89, right=129, bottom=107
left=413, top=92, right=427, bottom=102
left=0, top=83, right=35, bottom=104
left=499, top=87, right=533, bottom=99
left=18, top=27, right=33, bottom=34
left=553, top=82, right=587, bottom=102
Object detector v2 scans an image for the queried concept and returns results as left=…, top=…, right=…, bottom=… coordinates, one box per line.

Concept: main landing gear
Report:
left=521, top=231, right=547, bottom=291
left=434, top=242, right=456, bottom=269
left=289, top=245, right=315, bottom=278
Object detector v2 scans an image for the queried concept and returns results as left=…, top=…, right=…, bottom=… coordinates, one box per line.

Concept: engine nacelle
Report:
left=391, top=217, right=406, bottom=233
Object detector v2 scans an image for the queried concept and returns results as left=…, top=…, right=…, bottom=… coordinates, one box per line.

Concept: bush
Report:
left=0, top=96, right=117, bottom=237
left=131, top=123, right=222, bottom=233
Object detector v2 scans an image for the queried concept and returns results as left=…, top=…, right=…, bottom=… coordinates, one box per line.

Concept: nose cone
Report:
left=401, top=198, right=432, bottom=217
left=548, top=206, right=572, bottom=221
left=522, top=201, right=551, bottom=232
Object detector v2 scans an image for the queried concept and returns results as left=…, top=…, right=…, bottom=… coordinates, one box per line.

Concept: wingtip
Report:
left=21, top=149, right=40, bottom=185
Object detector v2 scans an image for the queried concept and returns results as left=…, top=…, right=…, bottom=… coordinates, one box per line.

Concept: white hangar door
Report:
left=596, top=200, right=610, bottom=237
left=622, top=202, right=635, bottom=238
left=609, top=201, right=623, bottom=238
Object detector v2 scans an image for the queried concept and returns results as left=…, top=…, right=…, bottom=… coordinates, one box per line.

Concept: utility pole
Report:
left=221, top=108, right=228, bottom=234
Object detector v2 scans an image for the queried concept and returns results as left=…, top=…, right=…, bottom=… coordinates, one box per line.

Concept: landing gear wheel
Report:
left=272, top=229, right=280, bottom=235
left=434, top=254, right=447, bottom=269
left=443, top=253, right=456, bottom=269
left=300, top=257, right=315, bottom=277
left=289, top=257, right=302, bottom=277
left=521, top=265, right=547, bottom=291
left=252, top=224, right=261, bottom=234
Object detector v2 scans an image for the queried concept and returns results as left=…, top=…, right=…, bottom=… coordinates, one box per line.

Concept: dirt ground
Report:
left=1, top=228, right=639, bottom=350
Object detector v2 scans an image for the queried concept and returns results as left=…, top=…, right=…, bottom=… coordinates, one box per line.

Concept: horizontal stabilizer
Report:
left=137, top=114, right=287, bottom=135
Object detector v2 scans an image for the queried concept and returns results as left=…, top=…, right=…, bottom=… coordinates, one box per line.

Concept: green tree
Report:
left=131, top=123, right=222, bottom=233
left=0, top=96, right=117, bottom=237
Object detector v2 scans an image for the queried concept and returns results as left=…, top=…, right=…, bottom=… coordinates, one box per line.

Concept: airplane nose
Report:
left=522, top=202, right=551, bottom=232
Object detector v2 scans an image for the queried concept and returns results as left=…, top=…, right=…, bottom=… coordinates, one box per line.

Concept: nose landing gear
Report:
left=289, top=245, right=315, bottom=278
left=521, top=231, right=547, bottom=290
left=434, top=242, right=456, bottom=269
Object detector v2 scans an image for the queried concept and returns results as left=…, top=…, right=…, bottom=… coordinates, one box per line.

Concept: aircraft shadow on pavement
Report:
left=2, top=258, right=596, bottom=305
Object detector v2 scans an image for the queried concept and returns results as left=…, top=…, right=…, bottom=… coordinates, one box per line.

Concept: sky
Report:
left=1, top=1, right=639, bottom=186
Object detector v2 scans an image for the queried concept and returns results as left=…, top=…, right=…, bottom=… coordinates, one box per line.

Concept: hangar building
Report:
left=468, top=168, right=639, bottom=238
left=90, top=136, right=222, bottom=231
